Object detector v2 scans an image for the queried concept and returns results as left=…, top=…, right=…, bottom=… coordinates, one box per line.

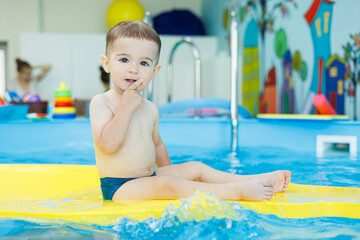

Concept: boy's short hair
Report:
left=106, top=20, right=161, bottom=62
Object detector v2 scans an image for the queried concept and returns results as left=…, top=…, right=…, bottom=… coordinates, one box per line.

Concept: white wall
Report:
left=42, top=0, right=113, bottom=33
left=0, top=0, right=202, bottom=87
left=0, top=0, right=39, bottom=84
left=139, top=0, right=202, bottom=17
left=20, top=33, right=106, bottom=101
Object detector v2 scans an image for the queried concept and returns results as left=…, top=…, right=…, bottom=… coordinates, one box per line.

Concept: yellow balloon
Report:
left=106, top=0, right=145, bottom=29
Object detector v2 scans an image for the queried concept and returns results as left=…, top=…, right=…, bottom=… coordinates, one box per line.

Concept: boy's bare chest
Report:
left=128, top=105, right=154, bottom=134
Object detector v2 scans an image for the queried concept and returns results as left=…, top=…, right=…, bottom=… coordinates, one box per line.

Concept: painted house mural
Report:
left=304, top=0, right=334, bottom=95
left=281, top=50, right=295, bottom=113
left=325, top=54, right=345, bottom=114
left=201, top=0, right=360, bottom=119
left=259, top=66, right=277, bottom=113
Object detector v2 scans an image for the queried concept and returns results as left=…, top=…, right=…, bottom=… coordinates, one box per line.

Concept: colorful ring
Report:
left=54, top=89, right=72, bottom=97
left=54, top=97, right=73, bottom=103
left=53, top=107, right=76, bottom=114
left=54, top=102, right=74, bottom=107
left=52, top=113, right=76, bottom=119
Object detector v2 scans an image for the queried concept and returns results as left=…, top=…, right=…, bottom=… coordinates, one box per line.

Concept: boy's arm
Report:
left=152, top=107, right=171, bottom=167
left=90, top=80, right=143, bottom=155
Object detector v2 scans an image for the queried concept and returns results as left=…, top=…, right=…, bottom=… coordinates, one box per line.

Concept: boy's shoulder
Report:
left=143, top=98, right=155, bottom=106
left=89, top=92, right=113, bottom=116
left=90, top=93, right=107, bottom=107
left=143, top=98, right=158, bottom=113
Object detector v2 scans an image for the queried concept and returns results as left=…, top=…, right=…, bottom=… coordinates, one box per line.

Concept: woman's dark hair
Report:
left=15, top=58, right=31, bottom=72
left=99, top=66, right=110, bottom=85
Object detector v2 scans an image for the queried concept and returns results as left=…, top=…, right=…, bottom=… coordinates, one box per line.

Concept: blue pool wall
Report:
left=0, top=118, right=359, bottom=154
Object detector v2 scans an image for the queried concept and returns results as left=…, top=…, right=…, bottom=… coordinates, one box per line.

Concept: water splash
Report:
left=110, top=191, right=243, bottom=231
left=163, top=191, right=241, bottom=222
left=106, top=191, right=263, bottom=239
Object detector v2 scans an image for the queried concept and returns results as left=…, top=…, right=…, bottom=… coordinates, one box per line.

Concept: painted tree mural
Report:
left=343, top=32, right=360, bottom=119
left=274, top=28, right=307, bottom=114
left=239, top=0, right=298, bottom=91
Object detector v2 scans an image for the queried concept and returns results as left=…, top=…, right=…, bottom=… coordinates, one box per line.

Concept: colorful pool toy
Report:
left=5, top=91, right=21, bottom=103
left=52, top=83, right=76, bottom=119
left=0, top=164, right=359, bottom=226
left=313, top=93, right=337, bottom=115
left=22, top=92, right=41, bottom=103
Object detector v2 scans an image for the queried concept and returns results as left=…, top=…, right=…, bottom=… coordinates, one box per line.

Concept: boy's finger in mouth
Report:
left=125, top=79, right=137, bottom=83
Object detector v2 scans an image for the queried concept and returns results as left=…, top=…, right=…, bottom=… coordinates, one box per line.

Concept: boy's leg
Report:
left=112, top=175, right=274, bottom=201
left=156, top=162, right=291, bottom=192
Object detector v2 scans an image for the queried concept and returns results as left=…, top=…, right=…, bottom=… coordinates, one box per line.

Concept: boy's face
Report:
left=101, top=37, right=161, bottom=94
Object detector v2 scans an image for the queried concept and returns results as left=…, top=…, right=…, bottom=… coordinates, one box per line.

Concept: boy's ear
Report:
left=100, top=55, right=110, bottom=73
left=152, top=64, right=161, bottom=79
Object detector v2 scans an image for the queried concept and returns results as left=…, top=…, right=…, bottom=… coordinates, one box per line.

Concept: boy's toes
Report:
left=265, top=191, right=274, bottom=197
left=263, top=179, right=273, bottom=187
left=263, top=192, right=274, bottom=200
left=283, top=170, right=292, bottom=178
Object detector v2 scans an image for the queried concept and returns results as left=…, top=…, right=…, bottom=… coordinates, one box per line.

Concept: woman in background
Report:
left=8, top=58, right=51, bottom=97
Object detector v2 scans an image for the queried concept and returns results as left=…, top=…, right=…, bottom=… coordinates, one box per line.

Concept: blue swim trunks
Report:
left=100, top=172, right=156, bottom=200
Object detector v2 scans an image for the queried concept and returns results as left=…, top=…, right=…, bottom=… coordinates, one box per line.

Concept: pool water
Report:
left=2, top=200, right=360, bottom=239
left=1, top=146, right=360, bottom=239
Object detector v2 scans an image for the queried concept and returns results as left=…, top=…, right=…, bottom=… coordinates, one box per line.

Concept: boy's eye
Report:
left=140, top=61, right=149, bottom=67
left=119, top=58, right=129, bottom=63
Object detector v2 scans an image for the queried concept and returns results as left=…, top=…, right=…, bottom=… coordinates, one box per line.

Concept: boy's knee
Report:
left=182, top=161, right=207, bottom=181
left=185, top=161, right=206, bottom=169
left=154, top=176, right=195, bottom=198
left=155, top=176, right=179, bottom=193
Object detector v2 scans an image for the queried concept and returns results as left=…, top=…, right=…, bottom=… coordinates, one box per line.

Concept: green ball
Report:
left=274, top=29, right=287, bottom=58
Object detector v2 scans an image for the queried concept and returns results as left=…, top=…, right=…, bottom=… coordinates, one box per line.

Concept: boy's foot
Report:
left=233, top=179, right=275, bottom=201
left=266, top=170, right=291, bottom=192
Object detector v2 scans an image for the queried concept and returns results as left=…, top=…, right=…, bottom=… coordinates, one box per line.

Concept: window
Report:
left=315, top=11, right=330, bottom=37
left=324, top=11, right=330, bottom=34
left=315, top=18, right=322, bottom=37
left=330, top=66, right=338, bottom=77
left=337, top=79, right=344, bottom=95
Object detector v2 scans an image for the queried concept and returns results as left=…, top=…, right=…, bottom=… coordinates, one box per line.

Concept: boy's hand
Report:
left=121, top=79, right=144, bottom=112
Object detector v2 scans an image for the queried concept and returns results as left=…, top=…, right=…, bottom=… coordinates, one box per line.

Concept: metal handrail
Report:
left=230, top=9, right=239, bottom=152
left=167, top=37, right=202, bottom=118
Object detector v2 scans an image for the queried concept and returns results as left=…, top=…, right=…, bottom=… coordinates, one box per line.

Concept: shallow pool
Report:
left=1, top=145, right=360, bottom=239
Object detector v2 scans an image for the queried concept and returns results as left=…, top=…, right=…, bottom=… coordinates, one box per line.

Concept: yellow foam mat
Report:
left=257, top=114, right=350, bottom=120
left=1, top=164, right=359, bottom=225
